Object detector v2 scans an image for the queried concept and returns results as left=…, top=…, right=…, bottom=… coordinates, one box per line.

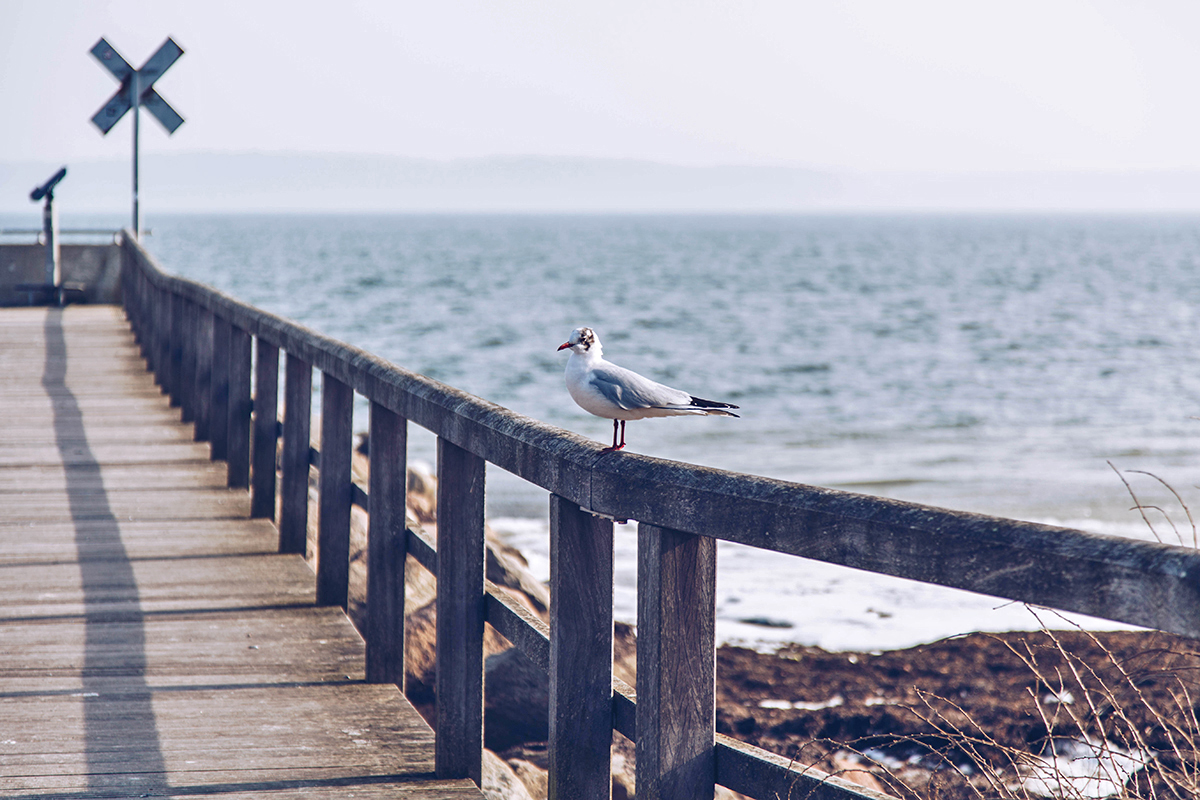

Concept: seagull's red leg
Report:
left=603, top=419, right=627, bottom=452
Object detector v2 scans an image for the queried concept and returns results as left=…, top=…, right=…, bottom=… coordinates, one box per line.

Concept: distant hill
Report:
left=4, top=152, right=1200, bottom=214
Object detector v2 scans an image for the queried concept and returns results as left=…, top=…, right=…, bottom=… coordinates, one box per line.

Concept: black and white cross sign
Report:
left=90, top=37, right=185, bottom=135
left=89, top=36, right=185, bottom=237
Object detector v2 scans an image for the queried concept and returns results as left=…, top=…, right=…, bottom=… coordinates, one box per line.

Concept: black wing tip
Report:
left=689, top=396, right=739, bottom=410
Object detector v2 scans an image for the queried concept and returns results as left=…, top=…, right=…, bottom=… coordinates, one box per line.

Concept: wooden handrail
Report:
left=118, top=231, right=1200, bottom=800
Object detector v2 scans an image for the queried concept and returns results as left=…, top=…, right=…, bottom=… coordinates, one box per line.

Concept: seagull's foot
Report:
left=601, top=443, right=626, bottom=453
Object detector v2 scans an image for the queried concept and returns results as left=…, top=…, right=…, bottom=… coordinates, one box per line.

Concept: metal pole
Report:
left=42, top=194, right=59, bottom=289
left=132, top=71, right=140, bottom=239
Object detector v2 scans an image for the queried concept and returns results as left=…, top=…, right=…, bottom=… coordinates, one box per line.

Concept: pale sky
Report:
left=4, top=1, right=1200, bottom=173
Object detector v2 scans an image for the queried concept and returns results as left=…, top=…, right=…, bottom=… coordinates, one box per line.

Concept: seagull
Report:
left=557, top=326, right=739, bottom=451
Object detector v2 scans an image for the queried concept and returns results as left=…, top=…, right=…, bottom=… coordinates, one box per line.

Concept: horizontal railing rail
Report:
left=118, top=231, right=1200, bottom=800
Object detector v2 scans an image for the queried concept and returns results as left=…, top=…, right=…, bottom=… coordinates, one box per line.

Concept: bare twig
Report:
left=1126, top=469, right=1198, bottom=549
left=1108, top=460, right=1164, bottom=543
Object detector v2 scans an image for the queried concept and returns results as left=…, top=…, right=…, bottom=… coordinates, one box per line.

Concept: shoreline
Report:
left=489, top=513, right=1153, bottom=654
left=714, top=628, right=1199, bottom=799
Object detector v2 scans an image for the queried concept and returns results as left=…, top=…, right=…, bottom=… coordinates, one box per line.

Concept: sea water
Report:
left=68, top=212, right=1200, bottom=650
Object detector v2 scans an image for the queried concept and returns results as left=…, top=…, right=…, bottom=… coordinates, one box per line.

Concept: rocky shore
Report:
left=307, top=443, right=1200, bottom=800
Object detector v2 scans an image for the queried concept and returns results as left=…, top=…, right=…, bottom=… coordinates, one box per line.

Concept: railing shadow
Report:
left=42, top=307, right=168, bottom=793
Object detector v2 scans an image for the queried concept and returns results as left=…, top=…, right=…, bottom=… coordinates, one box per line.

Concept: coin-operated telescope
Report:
left=29, top=167, right=68, bottom=304
left=31, top=167, right=68, bottom=203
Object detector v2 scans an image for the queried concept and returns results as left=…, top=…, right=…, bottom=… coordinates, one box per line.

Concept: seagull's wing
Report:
left=589, top=362, right=691, bottom=411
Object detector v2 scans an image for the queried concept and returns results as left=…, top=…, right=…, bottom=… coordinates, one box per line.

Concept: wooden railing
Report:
left=118, top=233, right=1200, bottom=800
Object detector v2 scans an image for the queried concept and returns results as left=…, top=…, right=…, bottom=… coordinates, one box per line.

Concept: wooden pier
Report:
left=0, top=306, right=481, bottom=798
left=4, top=231, right=1200, bottom=800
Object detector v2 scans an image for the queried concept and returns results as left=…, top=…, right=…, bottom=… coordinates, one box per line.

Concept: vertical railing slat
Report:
left=435, top=436, right=485, bottom=785
left=251, top=338, right=280, bottom=518
left=179, top=299, right=197, bottom=423
left=209, top=315, right=231, bottom=461
left=636, top=523, right=718, bottom=800
left=366, top=401, right=407, bottom=685
left=168, top=292, right=184, bottom=407
left=154, top=285, right=170, bottom=386
left=139, top=273, right=154, bottom=369
left=226, top=325, right=253, bottom=488
left=549, top=495, right=614, bottom=800
left=316, top=373, right=353, bottom=607
left=279, top=354, right=312, bottom=555
left=125, top=267, right=142, bottom=346
left=193, top=307, right=213, bottom=442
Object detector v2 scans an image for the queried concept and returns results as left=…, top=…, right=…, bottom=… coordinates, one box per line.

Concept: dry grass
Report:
left=769, top=465, right=1200, bottom=800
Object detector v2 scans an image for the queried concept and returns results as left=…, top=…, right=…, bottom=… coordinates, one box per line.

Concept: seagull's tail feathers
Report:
left=682, top=396, right=741, bottom=418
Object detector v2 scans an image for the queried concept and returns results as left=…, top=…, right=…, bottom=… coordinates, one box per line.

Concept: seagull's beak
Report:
left=557, top=342, right=571, bottom=351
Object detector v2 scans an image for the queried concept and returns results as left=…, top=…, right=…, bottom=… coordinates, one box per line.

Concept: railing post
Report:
left=180, top=298, right=197, bottom=423
left=366, top=401, right=407, bottom=684
left=157, top=285, right=171, bottom=391
left=548, top=495, right=614, bottom=800
left=209, top=315, right=231, bottom=461
left=317, top=372, right=353, bottom=607
left=435, top=436, right=485, bottom=785
left=168, top=292, right=184, bottom=407
left=121, top=261, right=137, bottom=338
left=226, top=325, right=253, bottom=489
left=251, top=338, right=279, bottom=518
left=125, top=265, right=142, bottom=344
left=154, top=285, right=170, bottom=386
left=193, top=307, right=213, bottom=442
left=279, top=353, right=312, bottom=555
left=636, top=523, right=717, bottom=800
left=139, top=273, right=155, bottom=367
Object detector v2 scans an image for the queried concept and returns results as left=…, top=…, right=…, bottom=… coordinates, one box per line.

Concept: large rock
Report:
left=402, top=596, right=518, bottom=714
left=482, top=748, right=537, bottom=800
left=485, top=647, right=549, bottom=751
left=486, top=536, right=549, bottom=614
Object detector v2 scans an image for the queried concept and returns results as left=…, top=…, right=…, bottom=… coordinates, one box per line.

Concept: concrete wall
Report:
left=0, top=243, right=123, bottom=306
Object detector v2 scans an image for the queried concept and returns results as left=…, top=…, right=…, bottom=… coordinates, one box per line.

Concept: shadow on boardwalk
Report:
left=43, top=307, right=169, bottom=794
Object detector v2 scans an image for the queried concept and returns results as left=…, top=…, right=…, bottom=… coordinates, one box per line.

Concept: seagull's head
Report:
left=557, top=326, right=599, bottom=356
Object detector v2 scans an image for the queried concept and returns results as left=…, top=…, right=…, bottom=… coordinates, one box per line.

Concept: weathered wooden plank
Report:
left=366, top=401, right=407, bottom=685
left=637, top=522, right=717, bottom=800
left=0, top=423, right=197, bottom=444
left=169, top=290, right=184, bottom=408
left=252, top=337, right=280, bottom=518
left=589, top=456, right=1200, bottom=638
left=612, top=678, right=637, bottom=742
left=0, top=519, right=275, bottom=562
left=0, top=487, right=252, bottom=519
left=227, top=324, right=253, bottom=489
left=0, top=461, right=227, bottom=492
left=0, top=304, right=484, bottom=800
left=548, top=494, right=614, bottom=800
left=435, top=436, right=486, bottom=785
left=317, top=372, right=354, bottom=608
left=279, top=353, right=312, bottom=555
left=194, top=305, right=214, bottom=442
left=210, top=314, right=231, bottom=461
left=180, top=297, right=198, bottom=423
left=0, top=442, right=214, bottom=467
left=406, top=526, right=438, bottom=574
left=715, top=735, right=893, bottom=800
left=154, top=284, right=170, bottom=387
left=0, top=395, right=178, bottom=412
left=484, top=582, right=549, bottom=671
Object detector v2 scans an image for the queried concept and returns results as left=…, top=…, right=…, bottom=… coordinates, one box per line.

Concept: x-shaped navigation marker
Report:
left=90, top=37, right=185, bottom=135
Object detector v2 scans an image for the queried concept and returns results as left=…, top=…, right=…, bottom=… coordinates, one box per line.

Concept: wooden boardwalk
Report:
left=0, top=306, right=482, bottom=799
